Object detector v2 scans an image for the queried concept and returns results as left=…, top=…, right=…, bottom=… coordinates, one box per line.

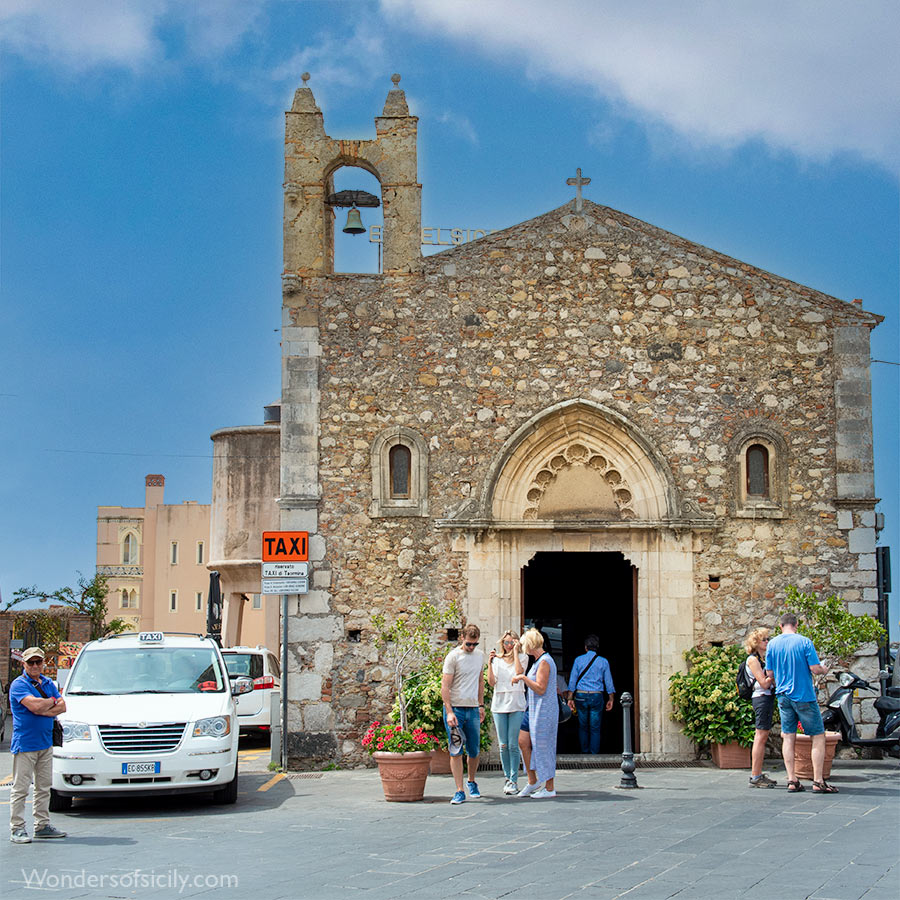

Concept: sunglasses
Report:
left=464, top=641, right=479, bottom=648
left=502, top=640, right=516, bottom=645
left=26, top=659, right=44, bottom=665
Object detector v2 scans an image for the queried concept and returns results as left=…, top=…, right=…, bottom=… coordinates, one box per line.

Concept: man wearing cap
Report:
left=9, top=647, right=68, bottom=843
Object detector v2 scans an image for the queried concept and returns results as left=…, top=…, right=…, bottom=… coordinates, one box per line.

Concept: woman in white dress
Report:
left=487, top=630, right=528, bottom=794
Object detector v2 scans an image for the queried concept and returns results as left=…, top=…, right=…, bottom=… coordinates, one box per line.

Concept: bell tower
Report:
left=279, top=75, right=422, bottom=765
left=282, top=72, right=421, bottom=277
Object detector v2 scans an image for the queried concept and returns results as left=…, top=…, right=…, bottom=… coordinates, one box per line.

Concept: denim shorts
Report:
left=777, top=696, right=824, bottom=736
left=520, top=709, right=530, bottom=733
left=752, top=694, right=775, bottom=731
left=443, top=705, right=480, bottom=757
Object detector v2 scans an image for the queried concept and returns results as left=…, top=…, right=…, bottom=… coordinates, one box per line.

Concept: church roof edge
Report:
left=423, top=198, right=882, bottom=326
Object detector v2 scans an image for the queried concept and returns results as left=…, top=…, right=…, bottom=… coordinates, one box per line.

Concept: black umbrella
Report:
left=206, top=571, right=222, bottom=646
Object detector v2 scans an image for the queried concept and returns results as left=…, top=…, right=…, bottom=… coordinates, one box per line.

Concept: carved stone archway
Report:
left=437, top=399, right=716, bottom=759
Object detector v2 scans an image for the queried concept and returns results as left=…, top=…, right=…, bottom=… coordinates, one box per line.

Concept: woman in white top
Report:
left=745, top=627, right=776, bottom=788
left=487, top=630, right=528, bottom=795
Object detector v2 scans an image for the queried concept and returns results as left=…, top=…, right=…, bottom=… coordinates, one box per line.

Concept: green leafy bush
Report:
left=371, top=598, right=460, bottom=730
left=783, top=585, right=886, bottom=668
left=668, top=645, right=755, bottom=748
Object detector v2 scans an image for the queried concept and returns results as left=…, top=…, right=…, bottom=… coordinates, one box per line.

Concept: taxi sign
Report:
left=261, top=577, right=309, bottom=594
left=138, top=632, right=164, bottom=643
left=262, top=562, right=308, bottom=578
left=262, top=531, right=309, bottom=562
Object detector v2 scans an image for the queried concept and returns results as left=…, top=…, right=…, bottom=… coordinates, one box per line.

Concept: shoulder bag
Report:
left=31, top=678, right=64, bottom=747
left=567, top=652, right=601, bottom=719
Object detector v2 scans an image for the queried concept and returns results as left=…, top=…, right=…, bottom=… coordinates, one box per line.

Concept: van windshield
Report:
left=66, top=647, right=227, bottom=695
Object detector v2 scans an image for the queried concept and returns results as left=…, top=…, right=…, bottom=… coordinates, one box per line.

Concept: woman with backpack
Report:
left=744, top=627, right=776, bottom=787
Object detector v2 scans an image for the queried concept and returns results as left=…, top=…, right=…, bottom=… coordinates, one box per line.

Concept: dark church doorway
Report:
left=521, top=551, right=638, bottom=754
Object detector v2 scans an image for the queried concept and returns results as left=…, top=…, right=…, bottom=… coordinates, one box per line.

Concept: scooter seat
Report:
left=873, top=695, right=900, bottom=714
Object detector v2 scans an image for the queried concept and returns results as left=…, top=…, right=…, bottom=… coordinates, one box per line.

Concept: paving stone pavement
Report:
left=1, top=754, right=897, bottom=900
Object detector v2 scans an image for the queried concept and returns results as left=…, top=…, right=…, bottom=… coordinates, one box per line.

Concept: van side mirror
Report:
left=231, top=676, right=254, bottom=696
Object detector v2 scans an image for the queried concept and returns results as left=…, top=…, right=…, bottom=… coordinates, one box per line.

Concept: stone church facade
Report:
left=275, top=78, right=882, bottom=764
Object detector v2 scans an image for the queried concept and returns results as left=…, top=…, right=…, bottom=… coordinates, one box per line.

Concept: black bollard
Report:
left=619, top=691, right=639, bottom=789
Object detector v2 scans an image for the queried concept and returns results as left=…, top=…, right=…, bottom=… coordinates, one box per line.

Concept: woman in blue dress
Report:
left=511, top=628, right=558, bottom=798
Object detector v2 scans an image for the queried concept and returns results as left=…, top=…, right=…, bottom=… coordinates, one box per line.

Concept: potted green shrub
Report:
left=668, top=644, right=755, bottom=767
left=366, top=599, right=459, bottom=800
left=780, top=585, right=887, bottom=772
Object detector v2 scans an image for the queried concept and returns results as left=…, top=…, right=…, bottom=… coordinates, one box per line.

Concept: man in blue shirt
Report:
left=566, top=635, right=615, bottom=754
left=9, top=647, right=68, bottom=843
left=765, top=613, right=837, bottom=794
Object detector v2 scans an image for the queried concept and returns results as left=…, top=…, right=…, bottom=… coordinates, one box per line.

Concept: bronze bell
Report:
left=343, top=207, right=365, bottom=235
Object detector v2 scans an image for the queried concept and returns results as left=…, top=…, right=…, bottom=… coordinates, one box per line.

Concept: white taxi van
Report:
left=51, top=632, right=252, bottom=810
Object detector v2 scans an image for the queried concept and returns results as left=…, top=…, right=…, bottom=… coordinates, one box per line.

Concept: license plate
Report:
left=122, top=762, right=160, bottom=775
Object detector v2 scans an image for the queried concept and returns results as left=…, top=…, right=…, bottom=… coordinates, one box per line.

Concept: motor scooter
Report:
left=821, top=669, right=900, bottom=758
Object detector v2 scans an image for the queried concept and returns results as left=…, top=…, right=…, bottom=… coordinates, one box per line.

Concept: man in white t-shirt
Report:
left=441, top=624, right=485, bottom=804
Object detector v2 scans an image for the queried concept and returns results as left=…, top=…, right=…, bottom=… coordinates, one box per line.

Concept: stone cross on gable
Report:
left=566, top=168, right=591, bottom=212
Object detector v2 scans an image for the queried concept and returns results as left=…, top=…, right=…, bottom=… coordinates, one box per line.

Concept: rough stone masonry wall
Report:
left=285, top=201, right=881, bottom=759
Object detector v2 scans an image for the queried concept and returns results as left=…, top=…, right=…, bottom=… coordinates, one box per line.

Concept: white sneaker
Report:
left=503, top=780, right=519, bottom=795
left=530, top=787, right=557, bottom=799
left=517, top=781, right=542, bottom=797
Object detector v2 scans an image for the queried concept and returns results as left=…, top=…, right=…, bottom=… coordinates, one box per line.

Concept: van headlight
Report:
left=193, top=716, right=231, bottom=738
left=62, top=721, right=91, bottom=742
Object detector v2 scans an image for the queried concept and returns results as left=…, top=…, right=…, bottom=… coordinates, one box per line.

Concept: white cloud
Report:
left=0, top=0, right=264, bottom=73
left=380, top=0, right=900, bottom=171
left=271, top=25, right=386, bottom=96
left=436, top=110, right=478, bottom=146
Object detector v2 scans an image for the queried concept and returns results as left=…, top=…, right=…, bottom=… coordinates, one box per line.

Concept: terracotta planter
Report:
left=793, top=732, right=841, bottom=779
left=373, top=750, right=433, bottom=801
left=429, top=749, right=452, bottom=774
left=710, top=741, right=751, bottom=768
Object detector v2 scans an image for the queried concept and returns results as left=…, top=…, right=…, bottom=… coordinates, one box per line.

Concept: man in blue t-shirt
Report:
left=9, top=647, right=68, bottom=843
left=566, top=635, right=616, bottom=754
left=765, top=614, right=837, bottom=794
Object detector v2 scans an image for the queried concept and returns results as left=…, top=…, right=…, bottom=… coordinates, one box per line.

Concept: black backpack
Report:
left=736, top=656, right=758, bottom=700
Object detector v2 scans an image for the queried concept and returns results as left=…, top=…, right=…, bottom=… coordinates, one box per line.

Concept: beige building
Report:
left=97, top=474, right=269, bottom=646
left=267, top=76, right=883, bottom=767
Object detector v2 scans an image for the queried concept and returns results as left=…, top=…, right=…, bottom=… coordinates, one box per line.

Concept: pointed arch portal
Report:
left=436, top=399, right=718, bottom=758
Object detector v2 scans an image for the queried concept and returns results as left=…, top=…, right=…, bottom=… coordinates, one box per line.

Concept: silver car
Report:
left=221, top=647, right=281, bottom=734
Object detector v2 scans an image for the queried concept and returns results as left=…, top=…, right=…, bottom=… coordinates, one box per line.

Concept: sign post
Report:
left=261, top=531, right=311, bottom=774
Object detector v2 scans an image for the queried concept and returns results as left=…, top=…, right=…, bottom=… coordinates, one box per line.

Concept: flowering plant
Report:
left=668, top=645, right=756, bottom=748
left=361, top=721, right=439, bottom=755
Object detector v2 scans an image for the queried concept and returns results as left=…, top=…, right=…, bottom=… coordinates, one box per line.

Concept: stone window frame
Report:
left=370, top=426, right=429, bottom=517
left=729, top=422, right=789, bottom=519
left=121, top=531, right=139, bottom=565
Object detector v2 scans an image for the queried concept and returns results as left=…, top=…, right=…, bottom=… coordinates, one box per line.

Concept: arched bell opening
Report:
left=327, top=165, right=383, bottom=274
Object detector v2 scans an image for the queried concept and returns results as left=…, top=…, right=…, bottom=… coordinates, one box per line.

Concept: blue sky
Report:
left=1, top=1, right=898, bottom=636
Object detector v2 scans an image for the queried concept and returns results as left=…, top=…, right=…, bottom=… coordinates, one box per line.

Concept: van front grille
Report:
left=98, top=723, right=186, bottom=754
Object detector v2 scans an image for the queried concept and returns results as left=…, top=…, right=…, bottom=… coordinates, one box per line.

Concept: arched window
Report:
left=329, top=166, right=383, bottom=274
left=389, top=445, right=412, bottom=498
left=729, top=424, right=788, bottom=518
left=122, top=532, right=138, bottom=564
left=121, top=589, right=129, bottom=609
left=371, top=426, right=429, bottom=517
left=746, top=444, right=769, bottom=497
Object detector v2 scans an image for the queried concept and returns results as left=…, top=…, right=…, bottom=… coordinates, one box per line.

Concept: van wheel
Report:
left=213, top=763, right=238, bottom=804
left=49, top=789, right=73, bottom=812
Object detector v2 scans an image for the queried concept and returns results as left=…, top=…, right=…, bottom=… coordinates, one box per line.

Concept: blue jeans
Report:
left=493, top=710, right=525, bottom=782
left=777, top=696, right=824, bottom=736
left=443, top=706, right=481, bottom=757
left=575, top=691, right=605, bottom=754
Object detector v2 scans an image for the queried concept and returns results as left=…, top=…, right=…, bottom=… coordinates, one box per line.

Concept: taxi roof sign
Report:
left=262, top=531, right=309, bottom=562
